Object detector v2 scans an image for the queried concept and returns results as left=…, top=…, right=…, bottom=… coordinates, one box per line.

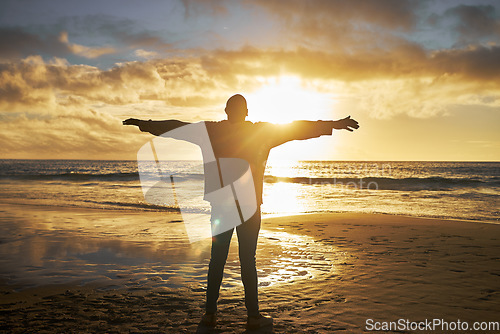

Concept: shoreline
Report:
left=1, top=203, right=499, bottom=332
left=263, top=209, right=499, bottom=225
left=1, top=199, right=498, bottom=226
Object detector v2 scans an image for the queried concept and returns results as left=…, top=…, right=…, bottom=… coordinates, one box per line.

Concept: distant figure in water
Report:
left=124, top=94, right=359, bottom=330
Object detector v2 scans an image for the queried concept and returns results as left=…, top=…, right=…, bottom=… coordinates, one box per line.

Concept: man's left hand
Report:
left=334, top=116, right=359, bottom=132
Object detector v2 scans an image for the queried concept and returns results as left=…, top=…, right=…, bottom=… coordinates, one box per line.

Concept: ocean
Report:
left=0, top=160, right=498, bottom=223
left=0, top=159, right=498, bottom=290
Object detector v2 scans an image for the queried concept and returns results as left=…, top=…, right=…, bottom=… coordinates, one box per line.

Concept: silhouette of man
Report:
left=123, top=94, right=359, bottom=330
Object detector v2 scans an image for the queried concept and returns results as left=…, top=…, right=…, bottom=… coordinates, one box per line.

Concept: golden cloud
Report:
left=1, top=39, right=499, bottom=158
left=58, top=32, right=116, bottom=59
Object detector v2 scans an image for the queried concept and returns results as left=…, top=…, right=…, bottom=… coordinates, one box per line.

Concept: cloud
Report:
left=0, top=27, right=116, bottom=61
left=430, top=44, right=500, bottom=82
left=112, top=29, right=173, bottom=51
left=200, top=43, right=500, bottom=85
left=181, top=0, right=230, bottom=17
left=0, top=55, right=157, bottom=159
left=0, top=107, right=146, bottom=159
left=58, top=31, right=116, bottom=59
left=0, top=56, right=171, bottom=110
left=0, top=27, right=65, bottom=60
left=442, top=4, right=500, bottom=46
left=197, top=44, right=500, bottom=118
left=2, top=30, right=500, bottom=159
left=182, top=0, right=419, bottom=52
left=0, top=20, right=170, bottom=65
left=0, top=53, right=232, bottom=158
left=2, top=41, right=500, bottom=117
left=250, top=0, right=416, bottom=30
left=56, top=14, right=174, bottom=53
left=134, top=49, right=160, bottom=60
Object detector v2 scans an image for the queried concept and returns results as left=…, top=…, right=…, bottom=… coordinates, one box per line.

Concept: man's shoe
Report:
left=246, top=314, right=273, bottom=330
left=200, top=312, right=217, bottom=327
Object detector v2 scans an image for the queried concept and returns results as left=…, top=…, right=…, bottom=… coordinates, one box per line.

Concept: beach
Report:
left=1, top=203, right=499, bottom=333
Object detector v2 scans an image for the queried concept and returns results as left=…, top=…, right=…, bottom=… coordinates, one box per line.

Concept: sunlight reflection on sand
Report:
left=0, top=204, right=341, bottom=292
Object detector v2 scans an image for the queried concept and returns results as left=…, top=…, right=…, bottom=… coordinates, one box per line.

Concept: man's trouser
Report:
left=205, top=208, right=261, bottom=316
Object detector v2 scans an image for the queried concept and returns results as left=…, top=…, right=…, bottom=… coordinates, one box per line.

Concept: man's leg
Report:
left=235, top=210, right=261, bottom=317
left=205, top=226, right=233, bottom=314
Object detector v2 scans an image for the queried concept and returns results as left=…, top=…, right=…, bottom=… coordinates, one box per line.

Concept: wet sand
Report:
left=1, top=204, right=499, bottom=333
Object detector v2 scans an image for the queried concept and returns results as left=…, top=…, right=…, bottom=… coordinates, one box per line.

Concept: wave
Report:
left=2, top=170, right=498, bottom=192
left=264, top=176, right=499, bottom=191
left=82, top=199, right=181, bottom=212
left=0, top=172, right=140, bottom=182
left=0, top=171, right=207, bottom=182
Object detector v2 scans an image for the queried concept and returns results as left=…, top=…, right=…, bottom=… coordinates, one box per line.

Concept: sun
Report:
left=246, top=75, right=336, bottom=124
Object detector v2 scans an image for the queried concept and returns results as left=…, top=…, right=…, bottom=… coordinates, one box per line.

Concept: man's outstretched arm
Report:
left=123, top=118, right=190, bottom=136
left=270, top=116, right=359, bottom=147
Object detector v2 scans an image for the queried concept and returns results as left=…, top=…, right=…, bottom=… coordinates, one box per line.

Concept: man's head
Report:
left=225, top=94, right=248, bottom=123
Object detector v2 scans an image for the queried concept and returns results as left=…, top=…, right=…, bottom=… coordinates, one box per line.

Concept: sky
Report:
left=0, top=0, right=499, bottom=161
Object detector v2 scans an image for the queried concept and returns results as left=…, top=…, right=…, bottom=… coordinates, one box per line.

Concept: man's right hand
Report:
left=123, top=118, right=141, bottom=126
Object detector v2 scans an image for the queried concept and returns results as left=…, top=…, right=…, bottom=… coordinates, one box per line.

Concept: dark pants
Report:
left=205, top=209, right=261, bottom=316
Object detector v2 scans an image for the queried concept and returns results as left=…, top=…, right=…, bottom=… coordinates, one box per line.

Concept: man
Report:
left=123, top=94, right=359, bottom=330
